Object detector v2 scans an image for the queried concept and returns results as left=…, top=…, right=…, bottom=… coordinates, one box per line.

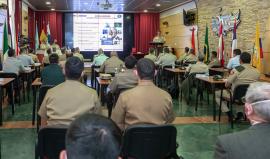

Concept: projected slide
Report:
left=73, top=13, right=123, bottom=51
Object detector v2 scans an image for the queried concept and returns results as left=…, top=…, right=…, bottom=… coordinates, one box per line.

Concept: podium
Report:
left=149, top=42, right=164, bottom=56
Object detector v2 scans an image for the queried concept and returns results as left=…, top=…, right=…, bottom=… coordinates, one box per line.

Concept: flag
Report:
left=35, top=22, right=39, bottom=50
left=46, top=23, right=51, bottom=44
left=40, top=29, right=47, bottom=43
left=231, top=18, right=237, bottom=58
left=203, top=25, right=209, bottom=63
left=253, top=22, right=264, bottom=72
left=217, top=21, right=225, bottom=67
left=191, top=27, right=195, bottom=54
left=3, top=20, right=9, bottom=60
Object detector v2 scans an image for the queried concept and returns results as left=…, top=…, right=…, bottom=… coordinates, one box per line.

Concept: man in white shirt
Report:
left=17, top=48, right=34, bottom=66
left=227, top=49, right=241, bottom=70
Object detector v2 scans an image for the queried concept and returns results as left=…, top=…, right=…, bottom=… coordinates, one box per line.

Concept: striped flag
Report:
left=231, top=19, right=237, bottom=58
left=191, top=27, right=195, bottom=54
left=253, top=22, right=264, bottom=72
left=217, top=21, right=225, bottom=67
left=35, top=22, right=39, bottom=50
left=46, top=23, right=51, bottom=44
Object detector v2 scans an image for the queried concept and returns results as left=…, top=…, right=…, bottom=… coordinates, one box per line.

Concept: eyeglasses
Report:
left=242, top=97, right=270, bottom=106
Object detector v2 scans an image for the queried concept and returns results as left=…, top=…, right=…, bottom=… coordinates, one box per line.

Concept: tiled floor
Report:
left=0, top=88, right=249, bottom=159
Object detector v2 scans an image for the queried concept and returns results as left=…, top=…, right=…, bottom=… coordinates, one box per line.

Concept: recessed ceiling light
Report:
left=51, top=8, right=55, bottom=11
left=156, top=3, right=161, bottom=7
left=144, top=9, right=148, bottom=12
left=45, top=1, right=51, bottom=5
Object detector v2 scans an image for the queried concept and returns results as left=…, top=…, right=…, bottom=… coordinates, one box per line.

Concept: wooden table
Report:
left=31, top=78, right=42, bottom=125
left=20, top=69, right=35, bottom=102
left=96, top=77, right=111, bottom=105
left=0, top=78, right=15, bottom=126
left=209, top=68, right=229, bottom=73
left=196, top=76, right=226, bottom=121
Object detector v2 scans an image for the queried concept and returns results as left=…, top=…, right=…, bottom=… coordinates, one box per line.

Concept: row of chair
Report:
left=36, top=124, right=182, bottom=159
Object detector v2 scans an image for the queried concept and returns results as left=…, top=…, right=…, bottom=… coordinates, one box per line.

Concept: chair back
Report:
left=36, top=127, right=67, bottom=159
left=209, top=67, right=224, bottom=76
left=121, top=124, right=179, bottom=159
left=0, top=72, right=19, bottom=85
left=233, top=84, right=250, bottom=102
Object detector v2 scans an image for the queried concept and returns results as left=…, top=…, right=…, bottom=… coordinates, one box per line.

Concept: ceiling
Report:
left=26, top=0, right=192, bottom=13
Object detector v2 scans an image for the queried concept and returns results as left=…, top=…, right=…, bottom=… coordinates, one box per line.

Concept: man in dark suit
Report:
left=214, top=82, right=270, bottom=159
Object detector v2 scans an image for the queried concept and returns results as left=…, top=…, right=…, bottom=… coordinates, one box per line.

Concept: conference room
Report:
left=1, top=0, right=270, bottom=159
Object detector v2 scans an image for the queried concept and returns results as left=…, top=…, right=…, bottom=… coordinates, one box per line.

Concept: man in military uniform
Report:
left=92, top=48, right=108, bottom=66
left=3, top=49, right=26, bottom=75
left=177, top=47, right=189, bottom=63
left=155, top=47, right=177, bottom=67
left=99, top=51, right=124, bottom=73
left=144, top=47, right=157, bottom=62
left=215, top=52, right=260, bottom=114
left=40, top=40, right=50, bottom=50
left=28, top=48, right=39, bottom=63
left=38, top=57, right=101, bottom=126
left=182, top=54, right=208, bottom=101
left=73, top=47, right=84, bottom=61
left=51, top=39, right=60, bottom=50
left=208, top=51, right=221, bottom=68
left=153, top=31, right=166, bottom=43
left=107, top=55, right=138, bottom=117
left=183, top=48, right=197, bottom=64
left=111, top=58, right=175, bottom=131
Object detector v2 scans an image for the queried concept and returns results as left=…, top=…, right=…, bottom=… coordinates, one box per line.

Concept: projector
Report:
left=100, top=0, right=112, bottom=10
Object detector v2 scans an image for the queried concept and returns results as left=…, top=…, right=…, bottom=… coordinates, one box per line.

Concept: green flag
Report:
left=203, top=25, right=209, bottom=63
left=3, top=20, right=9, bottom=60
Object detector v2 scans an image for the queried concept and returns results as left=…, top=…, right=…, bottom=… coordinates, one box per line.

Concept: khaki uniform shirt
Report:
left=144, top=54, right=157, bottom=62
left=111, top=81, right=175, bottom=130
left=156, top=53, right=177, bottom=67
left=108, top=69, right=138, bottom=94
left=227, top=64, right=260, bottom=91
left=100, top=56, right=124, bottom=73
left=183, top=54, right=197, bottom=63
left=59, top=54, right=66, bottom=62
left=208, top=58, right=221, bottom=68
left=178, top=53, right=188, bottom=62
left=38, top=80, right=101, bottom=126
left=51, top=43, right=60, bottom=50
left=188, top=61, right=209, bottom=74
left=74, top=53, right=84, bottom=61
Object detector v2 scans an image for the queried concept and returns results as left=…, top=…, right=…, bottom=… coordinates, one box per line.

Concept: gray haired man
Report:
left=214, top=82, right=270, bottom=159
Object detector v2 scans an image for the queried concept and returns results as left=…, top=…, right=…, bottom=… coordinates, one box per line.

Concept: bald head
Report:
left=110, top=51, right=118, bottom=57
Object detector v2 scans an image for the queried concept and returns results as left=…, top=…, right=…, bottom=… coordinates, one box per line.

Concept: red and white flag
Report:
left=231, top=19, right=237, bottom=58
left=217, top=21, right=225, bottom=67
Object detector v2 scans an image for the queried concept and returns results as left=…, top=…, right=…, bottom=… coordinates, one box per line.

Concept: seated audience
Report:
left=182, top=54, right=208, bottom=101
left=17, top=47, right=34, bottom=66
left=92, top=48, right=108, bottom=66
left=44, top=48, right=52, bottom=65
left=59, top=47, right=67, bottom=61
left=227, top=49, right=241, bottom=70
left=183, top=48, right=197, bottom=64
left=155, top=47, right=177, bottom=67
left=108, top=55, right=138, bottom=94
left=208, top=51, right=221, bottom=68
left=73, top=47, right=84, bottom=61
left=38, top=57, right=101, bottom=126
left=59, top=114, right=122, bottom=159
left=100, top=51, right=124, bottom=73
left=3, top=49, right=26, bottom=74
left=28, top=48, right=39, bottom=63
left=111, top=58, right=175, bottom=130
left=177, top=47, right=189, bottom=63
left=215, top=52, right=260, bottom=115
left=144, top=47, right=157, bottom=62
left=41, top=54, right=65, bottom=86
left=214, top=82, right=270, bottom=159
